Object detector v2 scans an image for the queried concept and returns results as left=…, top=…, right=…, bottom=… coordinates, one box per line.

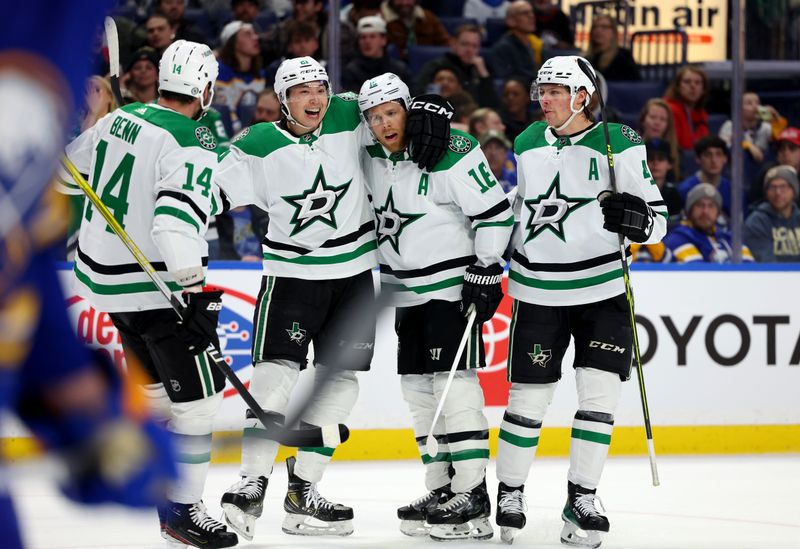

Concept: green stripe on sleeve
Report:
left=474, top=215, right=514, bottom=229
left=154, top=205, right=200, bottom=232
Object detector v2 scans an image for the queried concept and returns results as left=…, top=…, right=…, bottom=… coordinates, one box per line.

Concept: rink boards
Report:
left=10, top=263, right=799, bottom=462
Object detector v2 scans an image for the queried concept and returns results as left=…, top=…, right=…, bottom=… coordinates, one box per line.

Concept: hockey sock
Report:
left=241, top=359, right=299, bottom=478
left=568, top=410, right=614, bottom=489
left=497, top=411, right=542, bottom=488
left=402, top=374, right=451, bottom=490
left=436, top=370, right=489, bottom=493
left=568, top=368, right=621, bottom=489
left=496, top=382, right=556, bottom=487
left=167, top=393, right=222, bottom=503
left=295, top=366, right=358, bottom=483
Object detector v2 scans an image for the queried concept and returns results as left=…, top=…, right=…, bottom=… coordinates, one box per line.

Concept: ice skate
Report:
left=397, top=485, right=454, bottom=536
left=427, top=479, right=493, bottom=541
left=560, top=482, right=609, bottom=548
left=163, top=500, right=238, bottom=548
left=220, top=475, right=268, bottom=541
left=496, top=482, right=527, bottom=544
left=282, top=456, right=354, bottom=536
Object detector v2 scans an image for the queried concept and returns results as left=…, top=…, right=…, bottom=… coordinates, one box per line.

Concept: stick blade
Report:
left=104, top=16, right=120, bottom=78
left=425, top=434, right=438, bottom=458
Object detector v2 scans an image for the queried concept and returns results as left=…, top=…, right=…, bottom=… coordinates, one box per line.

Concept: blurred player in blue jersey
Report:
left=0, top=4, right=177, bottom=548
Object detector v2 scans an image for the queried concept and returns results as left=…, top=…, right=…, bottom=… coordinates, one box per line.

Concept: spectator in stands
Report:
left=449, top=90, right=480, bottom=132
left=479, top=130, right=517, bottom=191
left=584, top=14, right=639, bottom=81
left=341, top=0, right=383, bottom=27
left=431, top=67, right=466, bottom=98
left=266, top=20, right=322, bottom=81
left=744, top=166, right=800, bottom=262
left=380, top=0, right=450, bottom=60
left=122, top=47, right=159, bottom=105
left=464, top=0, right=510, bottom=25
left=500, top=76, right=534, bottom=141
left=415, top=24, right=499, bottom=108
left=678, top=136, right=743, bottom=222
left=531, top=0, right=574, bottom=49
left=751, top=127, right=800, bottom=206
left=143, top=13, right=175, bottom=56
left=154, top=0, right=208, bottom=44
left=638, top=98, right=681, bottom=178
left=80, top=76, right=118, bottom=133
left=342, top=16, right=411, bottom=92
left=664, top=183, right=754, bottom=263
left=216, top=21, right=267, bottom=133
left=664, top=65, right=709, bottom=152
left=718, top=91, right=772, bottom=164
left=469, top=107, right=507, bottom=138
left=263, top=0, right=357, bottom=65
left=232, top=0, right=260, bottom=24
left=253, top=88, right=281, bottom=123
left=645, top=139, right=682, bottom=226
left=488, top=0, right=540, bottom=82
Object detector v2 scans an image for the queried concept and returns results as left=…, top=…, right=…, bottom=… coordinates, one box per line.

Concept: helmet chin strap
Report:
left=550, top=93, right=585, bottom=133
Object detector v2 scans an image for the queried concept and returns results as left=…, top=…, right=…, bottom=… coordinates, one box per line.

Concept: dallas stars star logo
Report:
left=282, top=166, right=350, bottom=236
left=286, top=322, right=307, bottom=346
left=528, top=344, right=551, bottom=368
left=375, top=188, right=424, bottom=254
left=523, top=173, right=593, bottom=242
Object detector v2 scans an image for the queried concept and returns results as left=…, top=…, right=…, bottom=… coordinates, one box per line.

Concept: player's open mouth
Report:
left=305, top=108, right=321, bottom=118
left=384, top=132, right=398, bottom=141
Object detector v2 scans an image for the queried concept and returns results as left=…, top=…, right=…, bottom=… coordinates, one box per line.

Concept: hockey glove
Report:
left=461, top=263, right=504, bottom=323
left=601, top=192, right=654, bottom=243
left=406, top=94, right=453, bottom=172
left=176, top=286, right=224, bottom=354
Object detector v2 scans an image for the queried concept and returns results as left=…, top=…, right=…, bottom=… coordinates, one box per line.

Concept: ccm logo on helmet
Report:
left=410, top=101, right=454, bottom=120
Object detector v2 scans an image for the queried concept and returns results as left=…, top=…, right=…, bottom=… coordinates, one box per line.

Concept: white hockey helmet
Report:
left=274, top=56, right=330, bottom=105
left=158, top=40, right=219, bottom=112
left=531, top=55, right=597, bottom=107
left=358, top=72, right=411, bottom=123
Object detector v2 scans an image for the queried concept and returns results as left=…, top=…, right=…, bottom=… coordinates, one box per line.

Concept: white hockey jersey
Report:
left=215, top=95, right=378, bottom=280
left=362, top=130, right=513, bottom=306
left=61, top=102, right=218, bottom=312
left=510, top=121, right=668, bottom=306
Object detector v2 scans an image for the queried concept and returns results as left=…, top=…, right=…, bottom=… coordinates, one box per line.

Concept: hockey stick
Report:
left=61, top=156, right=348, bottom=449
left=576, top=58, right=659, bottom=486
left=104, top=17, right=124, bottom=107
left=425, top=309, right=477, bottom=458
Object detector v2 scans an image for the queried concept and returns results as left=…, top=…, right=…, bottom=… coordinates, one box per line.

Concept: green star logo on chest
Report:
left=374, top=188, right=424, bottom=254
left=523, top=173, right=593, bottom=242
left=282, top=166, right=351, bottom=236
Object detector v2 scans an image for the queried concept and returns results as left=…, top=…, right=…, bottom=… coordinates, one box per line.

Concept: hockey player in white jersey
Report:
left=61, top=41, right=237, bottom=548
left=495, top=56, right=668, bottom=547
left=213, top=56, right=377, bottom=540
left=359, top=73, right=513, bottom=541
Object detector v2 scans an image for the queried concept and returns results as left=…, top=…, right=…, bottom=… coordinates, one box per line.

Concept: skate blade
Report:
left=282, top=514, right=354, bottom=536
left=399, top=519, right=430, bottom=537
left=560, top=518, right=603, bottom=548
left=222, top=503, right=257, bottom=541
left=500, top=526, right=520, bottom=544
left=429, top=517, right=494, bottom=542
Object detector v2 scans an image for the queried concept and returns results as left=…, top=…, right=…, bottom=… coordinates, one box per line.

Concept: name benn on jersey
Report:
left=524, top=173, right=593, bottom=242
left=375, top=188, right=424, bottom=254
left=282, top=166, right=351, bottom=236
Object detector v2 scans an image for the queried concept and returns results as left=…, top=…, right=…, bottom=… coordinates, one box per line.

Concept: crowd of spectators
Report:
left=76, top=0, right=799, bottom=264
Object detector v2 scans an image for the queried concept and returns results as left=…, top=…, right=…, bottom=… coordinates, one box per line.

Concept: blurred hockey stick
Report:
left=425, top=309, right=476, bottom=458
left=576, top=58, right=659, bottom=486
left=104, top=17, right=124, bottom=107
left=61, top=156, right=349, bottom=449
